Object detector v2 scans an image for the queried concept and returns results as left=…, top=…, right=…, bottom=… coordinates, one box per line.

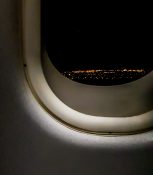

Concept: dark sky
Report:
left=42, top=1, right=152, bottom=71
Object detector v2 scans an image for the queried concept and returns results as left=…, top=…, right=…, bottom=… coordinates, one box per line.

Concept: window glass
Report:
left=42, top=1, right=152, bottom=85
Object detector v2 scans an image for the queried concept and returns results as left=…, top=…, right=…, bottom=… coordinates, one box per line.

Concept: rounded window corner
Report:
left=22, top=0, right=153, bottom=135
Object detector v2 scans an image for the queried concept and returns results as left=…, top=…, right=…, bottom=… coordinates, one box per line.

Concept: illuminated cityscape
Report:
left=62, top=68, right=151, bottom=85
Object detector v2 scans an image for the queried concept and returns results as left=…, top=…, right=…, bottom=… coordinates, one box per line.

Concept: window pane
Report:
left=42, top=1, right=152, bottom=85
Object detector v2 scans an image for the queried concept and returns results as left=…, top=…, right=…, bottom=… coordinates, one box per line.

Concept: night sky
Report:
left=42, top=1, right=152, bottom=72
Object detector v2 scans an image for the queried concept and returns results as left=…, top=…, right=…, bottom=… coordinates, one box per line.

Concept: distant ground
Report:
left=62, top=68, right=152, bottom=85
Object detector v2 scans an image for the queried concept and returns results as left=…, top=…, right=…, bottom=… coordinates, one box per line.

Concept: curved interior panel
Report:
left=43, top=55, right=153, bottom=117
left=1, top=0, right=153, bottom=175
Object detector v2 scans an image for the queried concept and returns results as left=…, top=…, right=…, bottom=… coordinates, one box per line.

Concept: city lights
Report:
left=62, top=68, right=148, bottom=85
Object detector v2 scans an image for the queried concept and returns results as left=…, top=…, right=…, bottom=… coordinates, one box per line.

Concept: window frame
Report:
left=22, top=0, right=153, bottom=134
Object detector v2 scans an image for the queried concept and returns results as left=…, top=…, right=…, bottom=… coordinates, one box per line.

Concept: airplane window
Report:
left=42, top=1, right=152, bottom=85
left=23, top=0, right=153, bottom=134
